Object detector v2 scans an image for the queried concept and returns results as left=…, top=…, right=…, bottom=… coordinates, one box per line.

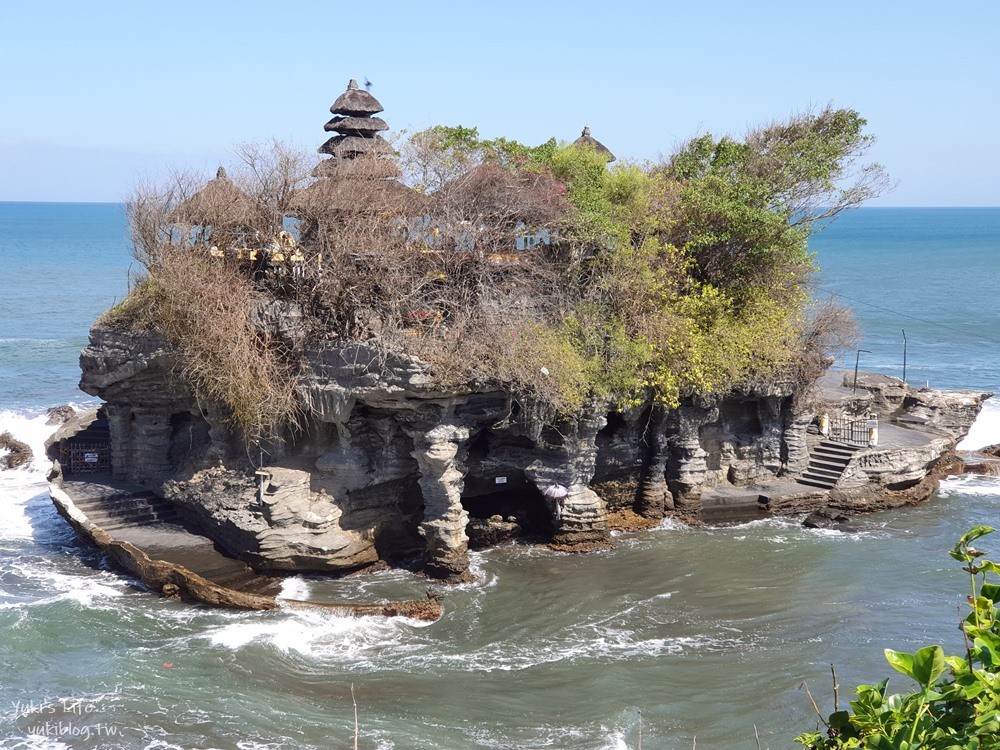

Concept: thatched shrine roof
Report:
left=288, top=174, right=423, bottom=218
left=330, top=79, right=384, bottom=116
left=572, top=126, right=616, bottom=163
left=319, top=134, right=394, bottom=158
left=169, top=166, right=261, bottom=227
left=324, top=115, right=389, bottom=134
left=311, top=156, right=401, bottom=180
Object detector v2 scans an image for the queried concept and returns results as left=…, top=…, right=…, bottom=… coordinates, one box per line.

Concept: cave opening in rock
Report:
left=168, top=410, right=212, bottom=472
left=461, top=431, right=554, bottom=548
left=597, top=411, right=628, bottom=445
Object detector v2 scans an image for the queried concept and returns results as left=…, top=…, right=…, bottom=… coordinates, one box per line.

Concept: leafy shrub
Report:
left=796, top=526, right=1000, bottom=750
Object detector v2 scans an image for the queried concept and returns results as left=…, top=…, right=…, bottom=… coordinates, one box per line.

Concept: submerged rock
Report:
left=0, top=431, right=33, bottom=470
left=803, top=508, right=859, bottom=533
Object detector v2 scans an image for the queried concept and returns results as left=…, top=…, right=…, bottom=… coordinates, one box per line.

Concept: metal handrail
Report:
left=829, top=415, right=875, bottom=447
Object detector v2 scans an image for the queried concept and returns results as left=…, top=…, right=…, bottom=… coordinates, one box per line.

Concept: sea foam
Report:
left=0, top=409, right=61, bottom=473
left=958, top=396, right=1000, bottom=451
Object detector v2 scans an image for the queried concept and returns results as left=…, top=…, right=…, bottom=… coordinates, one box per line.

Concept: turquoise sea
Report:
left=0, top=204, right=998, bottom=749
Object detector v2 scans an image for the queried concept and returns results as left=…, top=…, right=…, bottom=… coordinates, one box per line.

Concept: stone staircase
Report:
left=796, top=440, right=860, bottom=490
left=64, top=480, right=283, bottom=598
left=73, top=490, right=180, bottom=532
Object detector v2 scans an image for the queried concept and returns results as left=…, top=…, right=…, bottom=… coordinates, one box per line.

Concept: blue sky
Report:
left=1, top=0, right=997, bottom=205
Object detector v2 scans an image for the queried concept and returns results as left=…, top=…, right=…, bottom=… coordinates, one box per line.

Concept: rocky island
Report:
left=44, top=83, right=993, bottom=611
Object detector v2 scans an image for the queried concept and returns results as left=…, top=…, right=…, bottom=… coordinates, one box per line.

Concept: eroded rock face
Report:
left=74, top=319, right=984, bottom=579
left=839, top=437, right=954, bottom=490
left=46, top=405, right=76, bottom=425
left=900, top=390, right=995, bottom=440
left=410, top=423, right=471, bottom=579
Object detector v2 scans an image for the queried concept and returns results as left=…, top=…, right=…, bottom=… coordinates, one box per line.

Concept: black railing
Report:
left=65, top=441, right=111, bottom=475
left=829, top=416, right=873, bottom=447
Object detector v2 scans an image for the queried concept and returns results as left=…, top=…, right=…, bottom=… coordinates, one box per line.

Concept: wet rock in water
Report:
left=803, top=508, right=859, bottom=533
left=45, top=405, right=76, bottom=425
left=0, top=431, right=33, bottom=470
left=960, top=447, right=1000, bottom=476
left=467, top=516, right=522, bottom=549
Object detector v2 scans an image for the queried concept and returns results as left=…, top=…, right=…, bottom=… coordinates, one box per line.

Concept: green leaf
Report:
left=978, top=560, right=1000, bottom=576
left=960, top=526, right=995, bottom=546
left=911, top=645, right=947, bottom=688
left=979, top=582, right=1000, bottom=603
left=867, top=734, right=898, bottom=750
left=828, top=710, right=851, bottom=729
left=886, top=649, right=916, bottom=680
left=944, top=655, right=970, bottom=673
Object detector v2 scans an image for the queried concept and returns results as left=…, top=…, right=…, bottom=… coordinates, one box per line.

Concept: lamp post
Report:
left=853, top=349, right=872, bottom=394
left=901, top=329, right=908, bottom=384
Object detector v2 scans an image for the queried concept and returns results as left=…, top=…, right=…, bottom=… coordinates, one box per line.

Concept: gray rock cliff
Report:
left=66, top=320, right=991, bottom=579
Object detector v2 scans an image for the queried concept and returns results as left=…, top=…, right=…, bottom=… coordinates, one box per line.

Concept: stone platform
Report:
left=49, top=475, right=441, bottom=620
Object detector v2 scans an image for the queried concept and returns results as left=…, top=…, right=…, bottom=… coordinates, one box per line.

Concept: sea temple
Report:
left=44, top=81, right=994, bottom=615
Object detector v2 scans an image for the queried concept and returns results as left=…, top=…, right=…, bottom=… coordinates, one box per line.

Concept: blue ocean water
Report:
left=0, top=202, right=132, bottom=410
left=811, top=207, right=1000, bottom=393
left=0, top=203, right=998, bottom=749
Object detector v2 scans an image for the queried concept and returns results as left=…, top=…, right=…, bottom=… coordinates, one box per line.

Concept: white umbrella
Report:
left=543, top=484, right=568, bottom=500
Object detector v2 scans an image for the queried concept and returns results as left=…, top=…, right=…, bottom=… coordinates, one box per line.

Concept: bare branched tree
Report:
left=232, top=139, right=315, bottom=233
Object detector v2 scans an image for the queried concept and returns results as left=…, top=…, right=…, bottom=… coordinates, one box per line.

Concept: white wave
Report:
left=0, top=408, right=63, bottom=473
left=7, top=737, right=72, bottom=750
left=0, top=548, right=130, bottom=612
left=598, top=729, right=629, bottom=750
left=426, top=627, right=742, bottom=674
left=938, top=473, right=1000, bottom=499
left=200, top=607, right=426, bottom=661
left=958, top=396, right=1000, bottom=451
left=0, top=485, right=38, bottom=543
left=657, top=516, right=693, bottom=531
left=276, top=575, right=311, bottom=601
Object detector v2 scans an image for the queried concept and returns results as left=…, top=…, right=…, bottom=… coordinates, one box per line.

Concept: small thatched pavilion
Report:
left=572, top=126, right=616, bottom=163
left=170, top=166, right=261, bottom=229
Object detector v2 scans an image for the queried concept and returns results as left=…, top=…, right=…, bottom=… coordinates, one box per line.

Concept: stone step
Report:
left=796, top=474, right=837, bottom=490
left=100, top=511, right=181, bottom=530
left=75, top=497, right=167, bottom=516
left=83, top=504, right=177, bottom=522
left=813, top=446, right=855, bottom=461
left=808, top=456, right=852, bottom=471
left=804, top=465, right=842, bottom=480
left=818, top=441, right=862, bottom=456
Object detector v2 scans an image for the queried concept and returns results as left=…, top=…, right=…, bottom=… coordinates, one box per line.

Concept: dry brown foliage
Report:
left=792, top=298, right=861, bottom=385
left=147, top=250, right=300, bottom=442
left=284, top=154, right=584, bottom=407
left=122, top=146, right=592, bottom=424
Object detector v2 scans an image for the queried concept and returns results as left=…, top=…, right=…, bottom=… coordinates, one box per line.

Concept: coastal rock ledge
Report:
left=49, top=324, right=992, bottom=582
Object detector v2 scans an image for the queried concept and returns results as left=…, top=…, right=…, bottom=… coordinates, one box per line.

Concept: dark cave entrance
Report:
left=461, top=430, right=554, bottom=548
left=168, top=410, right=212, bottom=472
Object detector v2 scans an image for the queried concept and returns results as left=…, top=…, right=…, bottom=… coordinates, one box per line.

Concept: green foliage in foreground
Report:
left=796, top=526, right=1000, bottom=750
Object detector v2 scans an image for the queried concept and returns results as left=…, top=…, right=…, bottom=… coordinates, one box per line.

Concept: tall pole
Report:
left=853, top=349, right=871, bottom=393
left=901, top=329, right=907, bottom=384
